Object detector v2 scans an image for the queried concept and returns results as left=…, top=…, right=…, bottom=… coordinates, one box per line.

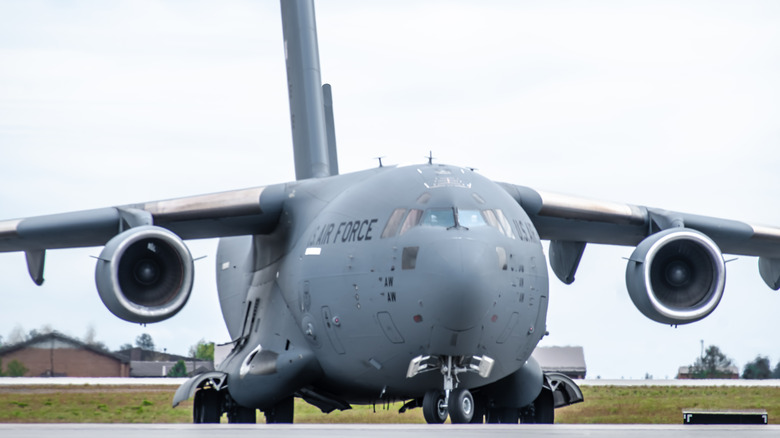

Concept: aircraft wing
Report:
left=499, top=183, right=780, bottom=290
left=0, top=184, right=287, bottom=283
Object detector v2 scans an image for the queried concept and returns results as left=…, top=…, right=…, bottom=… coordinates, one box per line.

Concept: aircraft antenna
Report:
left=427, top=151, right=435, bottom=165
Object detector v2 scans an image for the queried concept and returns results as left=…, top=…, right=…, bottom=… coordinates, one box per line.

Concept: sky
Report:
left=1, top=0, right=780, bottom=380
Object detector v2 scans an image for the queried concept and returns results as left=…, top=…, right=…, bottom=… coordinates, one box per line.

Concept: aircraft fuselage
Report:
left=217, top=164, right=549, bottom=407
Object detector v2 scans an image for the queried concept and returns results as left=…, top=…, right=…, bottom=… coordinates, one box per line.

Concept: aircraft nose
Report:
left=422, top=237, right=497, bottom=331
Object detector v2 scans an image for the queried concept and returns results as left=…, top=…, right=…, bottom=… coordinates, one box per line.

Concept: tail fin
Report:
left=280, top=0, right=338, bottom=180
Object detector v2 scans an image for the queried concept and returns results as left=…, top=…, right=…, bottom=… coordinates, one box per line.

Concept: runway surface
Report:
left=1, top=424, right=779, bottom=437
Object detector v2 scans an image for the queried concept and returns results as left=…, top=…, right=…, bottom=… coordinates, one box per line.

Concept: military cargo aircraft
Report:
left=2, top=0, right=779, bottom=424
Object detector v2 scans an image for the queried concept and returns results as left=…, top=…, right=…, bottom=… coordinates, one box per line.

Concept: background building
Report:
left=0, top=332, right=129, bottom=377
left=114, top=347, right=214, bottom=377
left=676, top=365, right=740, bottom=379
left=532, top=346, right=587, bottom=379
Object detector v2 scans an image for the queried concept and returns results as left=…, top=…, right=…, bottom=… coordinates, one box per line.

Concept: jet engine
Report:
left=625, top=228, right=725, bottom=325
left=95, top=226, right=194, bottom=323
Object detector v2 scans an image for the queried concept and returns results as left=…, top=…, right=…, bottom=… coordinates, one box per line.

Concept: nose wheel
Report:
left=422, top=387, right=474, bottom=424
left=422, top=390, right=448, bottom=423
left=412, top=355, right=489, bottom=424
left=448, top=388, right=474, bottom=423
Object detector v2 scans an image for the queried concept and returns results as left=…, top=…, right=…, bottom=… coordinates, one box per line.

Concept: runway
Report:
left=0, top=424, right=778, bottom=437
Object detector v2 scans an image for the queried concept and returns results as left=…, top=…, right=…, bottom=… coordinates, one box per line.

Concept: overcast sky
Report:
left=2, top=0, right=780, bottom=380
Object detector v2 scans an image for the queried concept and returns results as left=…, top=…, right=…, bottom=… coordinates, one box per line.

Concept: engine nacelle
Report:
left=625, top=228, right=725, bottom=325
left=95, top=226, right=194, bottom=323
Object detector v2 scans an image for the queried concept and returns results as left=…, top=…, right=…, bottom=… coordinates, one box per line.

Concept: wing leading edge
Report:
left=499, top=182, right=780, bottom=290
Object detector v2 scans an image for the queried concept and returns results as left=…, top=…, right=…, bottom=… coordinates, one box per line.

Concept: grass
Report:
left=556, top=386, right=780, bottom=424
left=0, top=385, right=191, bottom=423
left=1, top=384, right=780, bottom=424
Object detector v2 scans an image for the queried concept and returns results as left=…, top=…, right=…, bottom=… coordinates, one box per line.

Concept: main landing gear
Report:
left=193, top=388, right=221, bottom=423
left=192, top=386, right=293, bottom=424
left=407, top=355, right=493, bottom=424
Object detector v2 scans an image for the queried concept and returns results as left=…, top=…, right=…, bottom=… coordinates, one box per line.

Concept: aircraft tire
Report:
left=448, top=388, right=474, bottom=424
left=533, top=389, right=555, bottom=424
left=422, top=390, right=448, bottom=424
left=193, top=388, right=221, bottom=423
left=520, top=389, right=554, bottom=424
left=469, top=395, right=486, bottom=423
left=264, top=396, right=294, bottom=423
left=193, top=391, right=202, bottom=423
left=227, top=405, right=256, bottom=423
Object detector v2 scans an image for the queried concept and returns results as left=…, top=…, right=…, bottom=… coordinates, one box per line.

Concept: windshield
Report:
left=421, top=208, right=456, bottom=228
left=381, top=206, right=516, bottom=237
left=458, top=209, right=487, bottom=228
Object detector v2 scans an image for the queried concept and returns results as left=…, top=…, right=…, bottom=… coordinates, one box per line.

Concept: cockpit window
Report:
left=494, top=209, right=516, bottom=239
left=421, top=208, right=456, bottom=228
left=381, top=208, right=407, bottom=238
left=482, top=209, right=515, bottom=238
left=381, top=206, right=516, bottom=238
left=482, top=209, right=500, bottom=230
left=399, top=209, right=423, bottom=235
left=459, top=210, right=487, bottom=228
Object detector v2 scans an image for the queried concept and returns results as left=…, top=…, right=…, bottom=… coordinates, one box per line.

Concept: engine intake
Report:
left=95, top=226, right=194, bottom=323
left=625, top=228, right=725, bottom=325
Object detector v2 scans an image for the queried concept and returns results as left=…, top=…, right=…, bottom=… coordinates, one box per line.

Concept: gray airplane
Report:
left=2, top=0, right=780, bottom=425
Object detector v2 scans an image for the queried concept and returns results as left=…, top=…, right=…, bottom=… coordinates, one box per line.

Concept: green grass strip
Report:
left=1, top=385, right=779, bottom=424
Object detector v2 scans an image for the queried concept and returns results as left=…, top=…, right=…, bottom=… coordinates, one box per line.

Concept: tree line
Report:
left=688, top=345, right=780, bottom=379
left=6, top=329, right=775, bottom=380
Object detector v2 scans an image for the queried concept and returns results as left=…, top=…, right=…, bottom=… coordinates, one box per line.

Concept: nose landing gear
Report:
left=407, top=355, right=493, bottom=424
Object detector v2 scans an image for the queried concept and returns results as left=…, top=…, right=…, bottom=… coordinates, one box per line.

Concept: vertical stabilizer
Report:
left=280, top=0, right=331, bottom=180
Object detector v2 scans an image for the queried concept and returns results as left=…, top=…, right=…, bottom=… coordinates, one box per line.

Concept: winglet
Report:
left=25, top=250, right=46, bottom=286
